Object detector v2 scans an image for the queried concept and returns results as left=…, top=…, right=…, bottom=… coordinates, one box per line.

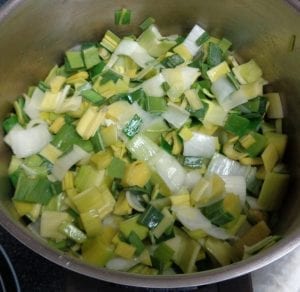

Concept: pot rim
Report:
left=1, top=0, right=300, bottom=288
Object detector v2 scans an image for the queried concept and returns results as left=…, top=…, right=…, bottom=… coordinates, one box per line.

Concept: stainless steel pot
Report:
left=0, top=0, right=299, bottom=288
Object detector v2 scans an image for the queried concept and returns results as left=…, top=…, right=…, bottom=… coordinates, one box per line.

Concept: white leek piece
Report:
left=138, top=25, right=177, bottom=57
left=162, top=67, right=200, bottom=100
left=40, top=85, right=71, bottom=113
left=126, top=134, right=160, bottom=161
left=131, top=102, right=155, bottom=130
left=107, top=39, right=154, bottom=68
left=206, top=153, right=256, bottom=189
left=4, top=123, right=52, bottom=158
left=172, top=206, right=233, bottom=240
left=142, top=73, right=165, bottom=97
left=57, top=95, right=82, bottom=113
left=265, top=92, right=284, bottom=119
left=220, top=175, right=246, bottom=204
left=162, top=102, right=190, bottom=129
left=76, top=106, right=106, bottom=140
left=106, top=257, right=138, bottom=271
left=211, top=75, right=246, bottom=111
left=24, top=87, right=45, bottom=119
left=183, top=132, right=217, bottom=158
left=230, top=79, right=265, bottom=101
left=207, top=61, right=231, bottom=83
left=246, top=196, right=264, bottom=210
left=152, top=151, right=187, bottom=193
left=126, top=134, right=186, bottom=193
left=126, top=191, right=145, bottom=212
left=203, top=101, right=228, bottom=126
left=52, top=145, right=90, bottom=180
left=232, top=59, right=262, bottom=84
left=183, top=24, right=206, bottom=56
left=106, top=100, right=138, bottom=126
left=184, top=170, right=202, bottom=191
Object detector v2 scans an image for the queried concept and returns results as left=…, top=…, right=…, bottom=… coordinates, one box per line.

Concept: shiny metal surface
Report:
left=0, top=0, right=299, bottom=288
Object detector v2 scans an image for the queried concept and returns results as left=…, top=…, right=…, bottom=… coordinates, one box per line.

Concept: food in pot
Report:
left=2, top=16, right=289, bottom=275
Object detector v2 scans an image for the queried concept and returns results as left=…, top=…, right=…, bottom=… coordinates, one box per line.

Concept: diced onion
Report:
left=4, top=123, right=52, bottom=158
left=52, top=145, right=90, bottom=180
left=183, top=132, right=217, bottom=158
left=172, top=206, right=233, bottom=240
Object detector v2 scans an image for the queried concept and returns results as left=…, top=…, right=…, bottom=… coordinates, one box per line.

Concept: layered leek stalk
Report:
left=2, top=17, right=289, bottom=275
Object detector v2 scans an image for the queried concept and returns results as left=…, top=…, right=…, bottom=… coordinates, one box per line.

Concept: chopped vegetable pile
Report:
left=2, top=14, right=290, bottom=275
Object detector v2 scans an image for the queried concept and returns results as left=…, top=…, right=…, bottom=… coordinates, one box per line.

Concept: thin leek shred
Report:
left=3, top=15, right=289, bottom=276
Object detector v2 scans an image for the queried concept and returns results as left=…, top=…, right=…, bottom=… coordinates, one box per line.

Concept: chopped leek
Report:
left=161, top=54, right=184, bottom=68
left=65, top=51, right=85, bottom=70
left=145, top=96, right=167, bottom=113
left=258, top=172, right=289, bottom=211
left=138, top=25, right=177, bottom=58
left=115, top=8, right=132, bottom=25
left=2, top=114, right=18, bottom=133
left=224, top=114, right=250, bottom=137
left=162, top=102, right=190, bottom=129
left=81, top=89, right=105, bottom=105
left=207, top=42, right=224, bottom=67
left=172, top=206, right=233, bottom=240
left=40, top=210, right=73, bottom=240
left=139, top=17, right=155, bottom=30
left=107, top=157, right=126, bottom=179
left=14, top=173, right=54, bottom=205
left=100, top=30, right=121, bottom=52
left=52, top=145, right=89, bottom=180
left=232, top=59, right=262, bottom=84
left=4, top=123, right=52, bottom=158
left=128, top=231, right=145, bottom=256
left=138, top=205, right=164, bottom=229
left=183, top=132, right=217, bottom=158
left=82, top=45, right=101, bottom=69
left=196, top=32, right=210, bottom=46
left=201, top=194, right=241, bottom=226
left=183, top=24, right=206, bottom=56
left=123, top=114, right=143, bottom=138
left=59, top=221, right=87, bottom=243
left=265, top=92, right=284, bottom=119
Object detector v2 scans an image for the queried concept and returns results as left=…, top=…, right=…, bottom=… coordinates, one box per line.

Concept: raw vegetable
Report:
left=2, top=14, right=289, bottom=276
